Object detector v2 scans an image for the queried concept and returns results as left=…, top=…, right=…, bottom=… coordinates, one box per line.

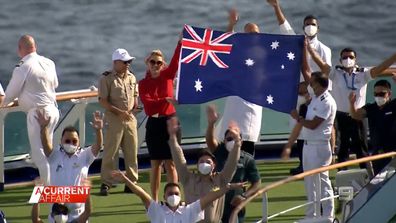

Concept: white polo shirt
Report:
left=279, top=20, right=332, bottom=74
left=330, top=67, right=372, bottom=112
left=4, top=52, right=58, bottom=112
left=47, top=146, right=96, bottom=221
left=147, top=200, right=204, bottom=223
left=216, top=96, right=262, bottom=142
left=302, top=90, right=337, bottom=141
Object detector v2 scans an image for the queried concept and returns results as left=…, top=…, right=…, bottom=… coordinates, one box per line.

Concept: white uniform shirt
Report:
left=0, top=83, right=4, bottom=96
left=279, top=20, right=332, bottom=72
left=302, top=90, right=337, bottom=141
left=4, top=52, right=58, bottom=111
left=48, top=146, right=96, bottom=221
left=147, top=200, right=204, bottom=223
left=216, top=96, right=262, bottom=142
left=330, top=67, right=372, bottom=112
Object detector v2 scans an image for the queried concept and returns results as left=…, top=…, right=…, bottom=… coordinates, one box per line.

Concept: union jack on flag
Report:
left=181, top=25, right=234, bottom=68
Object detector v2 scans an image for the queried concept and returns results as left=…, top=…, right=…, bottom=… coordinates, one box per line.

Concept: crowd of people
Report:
left=1, top=0, right=396, bottom=222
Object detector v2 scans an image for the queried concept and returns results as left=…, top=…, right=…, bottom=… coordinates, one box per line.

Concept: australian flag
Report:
left=176, top=25, right=304, bottom=113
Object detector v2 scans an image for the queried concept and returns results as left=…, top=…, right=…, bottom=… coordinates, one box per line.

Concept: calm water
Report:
left=0, top=0, right=395, bottom=89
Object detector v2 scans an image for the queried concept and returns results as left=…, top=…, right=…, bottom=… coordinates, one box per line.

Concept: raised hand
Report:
left=206, top=104, right=219, bottom=124
left=228, top=8, right=239, bottom=27
left=349, top=92, right=356, bottom=104
left=90, top=111, right=104, bottom=129
left=267, top=0, right=279, bottom=7
left=36, top=109, right=50, bottom=128
left=167, top=116, right=180, bottom=137
left=111, top=170, right=126, bottom=183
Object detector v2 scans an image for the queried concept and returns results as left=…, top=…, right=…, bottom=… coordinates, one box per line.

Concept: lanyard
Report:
left=342, top=72, right=357, bottom=90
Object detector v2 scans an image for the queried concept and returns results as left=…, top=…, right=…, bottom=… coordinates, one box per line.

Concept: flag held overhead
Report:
left=176, top=25, right=304, bottom=114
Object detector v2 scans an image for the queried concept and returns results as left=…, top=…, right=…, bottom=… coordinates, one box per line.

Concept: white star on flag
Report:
left=245, top=58, right=255, bottom=66
left=281, top=64, right=285, bottom=69
left=266, top=95, right=274, bottom=104
left=270, top=41, right=279, bottom=50
left=287, top=52, right=295, bottom=60
left=194, top=79, right=203, bottom=92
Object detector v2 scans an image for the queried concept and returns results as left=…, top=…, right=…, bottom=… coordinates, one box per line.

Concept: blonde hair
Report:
left=145, top=49, right=165, bottom=64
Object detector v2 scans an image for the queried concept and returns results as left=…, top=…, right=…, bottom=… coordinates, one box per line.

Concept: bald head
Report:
left=244, top=23, right=260, bottom=33
left=18, top=35, right=36, bottom=58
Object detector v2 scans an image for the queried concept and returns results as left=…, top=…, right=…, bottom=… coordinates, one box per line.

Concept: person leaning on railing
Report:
left=349, top=79, right=396, bottom=175
left=206, top=105, right=261, bottom=223
left=3, top=35, right=60, bottom=185
left=167, top=116, right=240, bottom=223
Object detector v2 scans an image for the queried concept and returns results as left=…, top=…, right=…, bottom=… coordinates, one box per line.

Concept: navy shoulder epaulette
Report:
left=102, top=71, right=112, bottom=76
left=320, top=94, right=326, bottom=101
left=15, top=61, right=24, bottom=67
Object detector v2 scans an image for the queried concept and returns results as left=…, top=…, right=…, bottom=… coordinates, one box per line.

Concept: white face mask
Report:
left=296, top=95, right=306, bottom=109
left=307, top=85, right=315, bottom=97
left=225, top=140, right=235, bottom=152
left=198, top=162, right=212, bottom=175
left=374, top=97, right=388, bottom=106
left=342, top=58, right=355, bottom=68
left=166, top=194, right=181, bottom=207
left=54, top=214, right=68, bottom=223
left=304, top=25, right=318, bottom=37
left=62, top=144, right=78, bottom=154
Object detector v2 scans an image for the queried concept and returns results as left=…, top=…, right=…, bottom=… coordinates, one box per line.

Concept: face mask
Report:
left=296, top=95, right=306, bottom=109
left=198, top=163, right=212, bottom=175
left=374, top=97, right=388, bottom=106
left=342, top=58, right=355, bottom=68
left=304, top=25, right=318, bottom=37
left=307, top=85, right=315, bottom=97
left=54, top=214, right=68, bottom=223
left=62, top=144, right=78, bottom=154
left=225, top=140, right=235, bottom=152
left=166, top=195, right=181, bottom=207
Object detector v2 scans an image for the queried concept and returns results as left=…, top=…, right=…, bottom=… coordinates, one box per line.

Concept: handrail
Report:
left=229, top=151, right=396, bottom=223
left=0, top=89, right=98, bottom=109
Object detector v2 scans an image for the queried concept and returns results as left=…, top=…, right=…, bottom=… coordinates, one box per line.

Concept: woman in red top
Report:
left=139, top=42, right=181, bottom=201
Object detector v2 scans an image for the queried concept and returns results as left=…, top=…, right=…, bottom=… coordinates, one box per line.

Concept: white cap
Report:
left=112, top=48, right=135, bottom=61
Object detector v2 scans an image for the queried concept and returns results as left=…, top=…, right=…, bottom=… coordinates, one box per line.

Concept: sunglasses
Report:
left=341, top=55, right=355, bottom=60
left=374, top=91, right=387, bottom=97
left=65, top=139, right=78, bottom=144
left=149, top=60, right=163, bottom=66
left=225, top=137, right=234, bottom=142
left=123, top=60, right=132, bottom=65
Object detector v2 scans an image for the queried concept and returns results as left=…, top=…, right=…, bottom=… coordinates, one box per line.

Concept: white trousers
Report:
left=27, top=105, right=59, bottom=185
left=303, top=141, right=334, bottom=219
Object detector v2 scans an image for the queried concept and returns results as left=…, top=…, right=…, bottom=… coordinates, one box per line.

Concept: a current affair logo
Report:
left=28, top=186, right=90, bottom=203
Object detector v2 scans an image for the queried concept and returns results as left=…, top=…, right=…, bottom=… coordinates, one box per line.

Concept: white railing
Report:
left=230, top=152, right=396, bottom=223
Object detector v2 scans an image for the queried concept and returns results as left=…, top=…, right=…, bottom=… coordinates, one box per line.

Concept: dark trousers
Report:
left=241, top=141, right=255, bottom=156
left=336, top=111, right=368, bottom=168
left=372, top=148, right=393, bottom=175
left=295, top=139, right=304, bottom=168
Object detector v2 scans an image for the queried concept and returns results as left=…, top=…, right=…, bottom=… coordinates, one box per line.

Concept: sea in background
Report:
left=1, top=0, right=395, bottom=88
left=0, top=0, right=396, bottom=157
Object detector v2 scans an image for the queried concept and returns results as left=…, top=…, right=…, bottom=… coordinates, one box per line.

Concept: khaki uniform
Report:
left=99, top=70, right=139, bottom=185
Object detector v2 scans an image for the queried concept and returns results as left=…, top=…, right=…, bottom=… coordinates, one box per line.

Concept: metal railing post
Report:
left=262, top=192, right=268, bottom=223
left=0, top=112, right=5, bottom=191
left=314, top=173, right=321, bottom=217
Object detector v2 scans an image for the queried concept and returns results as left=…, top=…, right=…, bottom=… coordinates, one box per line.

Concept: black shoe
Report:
left=124, top=185, right=134, bottom=194
left=289, top=166, right=303, bottom=175
left=100, top=183, right=110, bottom=196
